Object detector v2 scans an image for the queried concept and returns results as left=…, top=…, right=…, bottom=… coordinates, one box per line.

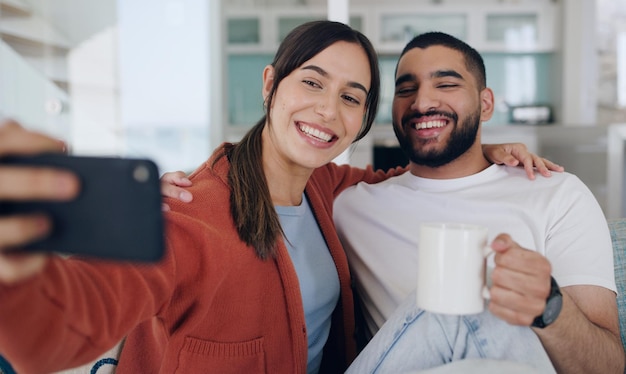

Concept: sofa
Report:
left=2, top=219, right=626, bottom=374
left=609, top=218, right=626, bottom=360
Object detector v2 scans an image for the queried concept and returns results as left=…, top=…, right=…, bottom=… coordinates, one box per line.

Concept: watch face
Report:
left=543, top=294, right=563, bottom=325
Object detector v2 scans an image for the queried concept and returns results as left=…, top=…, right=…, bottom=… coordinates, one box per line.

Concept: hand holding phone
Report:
left=0, top=154, right=165, bottom=262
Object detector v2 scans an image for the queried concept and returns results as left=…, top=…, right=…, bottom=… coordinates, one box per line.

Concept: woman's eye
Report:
left=342, top=95, right=361, bottom=105
left=303, top=80, right=321, bottom=88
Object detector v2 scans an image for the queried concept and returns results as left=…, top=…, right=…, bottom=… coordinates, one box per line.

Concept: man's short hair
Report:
left=399, top=32, right=487, bottom=90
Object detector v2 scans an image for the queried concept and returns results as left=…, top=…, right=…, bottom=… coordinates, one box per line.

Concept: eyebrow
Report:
left=395, top=70, right=464, bottom=87
left=433, top=69, right=464, bottom=80
left=301, top=65, right=368, bottom=95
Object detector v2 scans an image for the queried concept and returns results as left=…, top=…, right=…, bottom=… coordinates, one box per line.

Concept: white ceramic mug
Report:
left=416, top=222, right=492, bottom=315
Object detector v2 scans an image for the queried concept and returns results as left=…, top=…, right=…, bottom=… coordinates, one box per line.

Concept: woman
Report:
left=0, top=21, right=559, bottom=374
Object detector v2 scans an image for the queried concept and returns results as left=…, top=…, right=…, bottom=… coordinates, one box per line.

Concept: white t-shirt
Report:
left=333, top=164, right=616, bottom=338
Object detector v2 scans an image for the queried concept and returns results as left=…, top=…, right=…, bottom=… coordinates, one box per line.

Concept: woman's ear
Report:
left=262, top=65, right=275, bottom=101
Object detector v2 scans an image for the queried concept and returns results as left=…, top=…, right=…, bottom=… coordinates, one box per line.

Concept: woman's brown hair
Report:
left=221, top=20, right=380, bottom=259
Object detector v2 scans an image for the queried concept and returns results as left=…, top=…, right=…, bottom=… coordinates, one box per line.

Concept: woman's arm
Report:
left=483, top=143, right=564, bottom=180
left=161, top=143, right=566, bottom=203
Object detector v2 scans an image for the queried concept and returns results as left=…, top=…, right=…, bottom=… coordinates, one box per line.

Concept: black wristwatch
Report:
left=532, top=276, right=563, bottom=328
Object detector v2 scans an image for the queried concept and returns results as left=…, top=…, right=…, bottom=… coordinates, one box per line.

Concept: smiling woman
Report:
left=0, top=21, right=393, bottom=374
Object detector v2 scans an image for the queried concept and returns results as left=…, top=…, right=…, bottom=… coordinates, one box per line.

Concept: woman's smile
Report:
left=296, top=121, right=337, bottom=145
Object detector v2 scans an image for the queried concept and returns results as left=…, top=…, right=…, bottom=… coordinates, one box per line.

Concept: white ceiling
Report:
left=25, top=0, right=116, bottom=45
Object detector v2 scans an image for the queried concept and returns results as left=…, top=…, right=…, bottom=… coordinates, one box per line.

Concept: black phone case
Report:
left=0, top=154, right=165, bottom=262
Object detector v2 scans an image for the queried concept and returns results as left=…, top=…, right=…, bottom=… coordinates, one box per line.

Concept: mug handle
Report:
left=482, top=245, right=494, bottom=299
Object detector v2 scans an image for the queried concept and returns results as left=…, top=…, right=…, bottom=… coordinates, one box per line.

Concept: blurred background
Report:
left=1, top=0, right=625, bottom=216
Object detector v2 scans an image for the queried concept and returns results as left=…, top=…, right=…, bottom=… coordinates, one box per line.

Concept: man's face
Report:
left=391, top=45, right=489, bottom=168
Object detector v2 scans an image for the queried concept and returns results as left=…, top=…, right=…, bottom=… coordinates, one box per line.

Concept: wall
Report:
left=597, top=0, right=626, bottom=125
left=117, top=0, right=214, bottom=173
left=0, top=38, right=69, bottom=138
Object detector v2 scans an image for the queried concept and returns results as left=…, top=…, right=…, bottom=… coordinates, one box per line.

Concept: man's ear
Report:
left=479, top=87, right=495, bottom=122
left=262, top=65, right=275, bottom=101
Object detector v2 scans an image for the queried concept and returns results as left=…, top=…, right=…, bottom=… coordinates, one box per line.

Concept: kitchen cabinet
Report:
left=373, top=2, right=558, bottom=53
left=222, top=0, right=560, bottom=139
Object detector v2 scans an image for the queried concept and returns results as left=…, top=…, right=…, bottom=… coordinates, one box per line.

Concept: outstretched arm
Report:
left=482, top=143, right=564, bottom=180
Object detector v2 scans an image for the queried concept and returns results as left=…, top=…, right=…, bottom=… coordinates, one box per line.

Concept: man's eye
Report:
left=438, top=84, right=459, bottom=89
left=395, top=87, right=416, bottom=96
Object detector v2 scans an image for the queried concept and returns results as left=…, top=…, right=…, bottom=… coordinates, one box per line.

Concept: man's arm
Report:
left=536, top=285, right=624, bottom=373
left=489, top=236, right=624, bottom=373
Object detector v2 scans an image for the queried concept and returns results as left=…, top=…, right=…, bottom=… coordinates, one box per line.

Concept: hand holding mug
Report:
left=487, top=234, right=552, bottom=326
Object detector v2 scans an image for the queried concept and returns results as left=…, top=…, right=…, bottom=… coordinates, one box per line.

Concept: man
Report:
left=335, top=32, right=624, bottom=373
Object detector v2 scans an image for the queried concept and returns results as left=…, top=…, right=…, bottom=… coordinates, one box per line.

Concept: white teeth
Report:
left=299, top=123, right=332, bottom=142
left=415, top=120, right=446, bottom=130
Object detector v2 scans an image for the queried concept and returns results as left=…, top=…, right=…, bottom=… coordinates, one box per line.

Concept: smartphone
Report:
left=0, top=154, right=165, bottom=262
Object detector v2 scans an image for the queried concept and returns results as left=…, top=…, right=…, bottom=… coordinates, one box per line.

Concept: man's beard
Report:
left=393, top=109, right=481, bottom=168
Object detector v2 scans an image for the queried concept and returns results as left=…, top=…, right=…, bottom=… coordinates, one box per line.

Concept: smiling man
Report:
left=336, top=32, right=624, bottom=373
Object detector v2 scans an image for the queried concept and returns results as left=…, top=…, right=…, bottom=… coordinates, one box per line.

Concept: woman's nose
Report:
left=315, top=95, right=337, bottom=122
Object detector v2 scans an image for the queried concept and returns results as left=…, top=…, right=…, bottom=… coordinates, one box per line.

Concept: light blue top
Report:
left=276, top=195, right=340, bottom=374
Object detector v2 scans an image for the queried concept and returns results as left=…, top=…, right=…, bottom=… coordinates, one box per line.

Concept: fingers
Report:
left=509, top=146, right=563, bottom=179
left=160, top=171, right=192, bottom=186
left=160, top=185, right=193, bottom=203
left=489, top=234, right=515, bottom=253
left=0, top=214, right=51, bottom=249
left=488, top=292, right=545, bottom=326
left=542, top=158, right=565, bottom=173
left=160, top=171, right=193, bottom=203
left=523, top=164, right=536, bottom=180
left=527, top=156, right=552, bottom=179
left=500, top=154, right=520, bottom=167
left=507, top=145, right=540, bottom=180
left=521, top=155, right=564, bottom=179
left=0, top=214, right=51, bottom=284
left=491, top=234, right=551, bottom=274
left=0, top=251, right=49, bottom=284
left=488, top=266, right=550, bottom=326
left=0, top=121, right=73, bottom=284
left=0, top=120, right=79, bottom=201
left=0, top=120, right=66, bottom=156
left=483, top=144, right=520, bottom=167
left=487, top=142, right=564, bottom=180
left=0, top=167, right=79, bottom=201
left=488, top=233, right=552, bottom=325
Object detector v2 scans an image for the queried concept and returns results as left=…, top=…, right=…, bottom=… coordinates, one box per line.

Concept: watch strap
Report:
left=531, top=276, right=562, bottom=328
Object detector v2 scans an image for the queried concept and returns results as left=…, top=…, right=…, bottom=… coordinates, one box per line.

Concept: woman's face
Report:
left=262, top=41, right=371, bottom=171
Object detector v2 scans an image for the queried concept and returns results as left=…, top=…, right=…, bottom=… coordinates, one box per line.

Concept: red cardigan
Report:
left=0, top=145, right=401, bottom=374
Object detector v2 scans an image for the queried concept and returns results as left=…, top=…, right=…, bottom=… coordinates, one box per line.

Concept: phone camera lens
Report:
left=133, top=164, right=151, bottom=183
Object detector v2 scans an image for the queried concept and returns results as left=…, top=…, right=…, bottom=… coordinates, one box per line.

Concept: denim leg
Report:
left=346, top=291, right=556, bottom=374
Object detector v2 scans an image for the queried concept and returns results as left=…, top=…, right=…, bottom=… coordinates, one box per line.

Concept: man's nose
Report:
left=410, top=87, right=440, bottom=113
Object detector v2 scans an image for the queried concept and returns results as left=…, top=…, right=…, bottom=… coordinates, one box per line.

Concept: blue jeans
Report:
left=346, top=291, right=556, bottom=374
